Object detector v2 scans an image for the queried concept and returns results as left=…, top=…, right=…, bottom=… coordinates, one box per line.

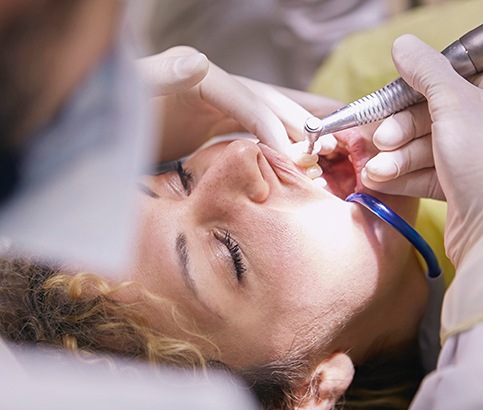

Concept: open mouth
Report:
left=319, top=128, right=371, bottom=199
left=258, top=127, right=372, bottom=201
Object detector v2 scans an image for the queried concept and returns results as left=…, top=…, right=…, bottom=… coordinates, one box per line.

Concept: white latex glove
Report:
left=138, top=46, right=340, bottom=162
left=361, top=34, right=483, bottom=267
left=138, top=50, right=210, bottom=95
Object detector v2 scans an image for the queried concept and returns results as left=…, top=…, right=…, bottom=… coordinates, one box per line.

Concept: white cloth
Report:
left=440, top=237, right=483, bottom=342
left=0, top=37, right=155, bottom=274
left=0, top=344, right=258, bottom=410
left=411, top=238, right=483, bottom=408
left=411, top=325, right=483, bottom=410
left=145, top=0, right=388, bottom=90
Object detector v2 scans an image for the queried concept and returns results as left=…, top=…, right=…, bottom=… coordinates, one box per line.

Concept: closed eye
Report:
left=214, top=230, right=247, bottom=282
left=175, top=160, right=194, bottom=195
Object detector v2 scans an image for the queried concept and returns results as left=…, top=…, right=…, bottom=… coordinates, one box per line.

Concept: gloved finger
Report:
left=373, top=102, right=432, bottom=151
left=361, top=167, right=445, bottom=200
left=138, top=52, right=209, bottom=95
left=200, top=64, right=292, bottom=153
left=391, top=35, right=483, bottom=196
left=270, top=84, right=343, bottom=116
left=364, top=134, right=433, bottom=181
left=235, top=75, right=339, bottom=151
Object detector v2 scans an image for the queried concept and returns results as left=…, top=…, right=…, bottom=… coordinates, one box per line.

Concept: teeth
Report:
left=287, top=139, right=326, bottom=162
left=287, top=141, right=319, bottom=167
left=305, top=164, right=323, bottom=179
left=317, top=133, right=338, bottom=155
left=297, top=153, right=319, bottom=167
left=312, top=176, right=328, bottom=189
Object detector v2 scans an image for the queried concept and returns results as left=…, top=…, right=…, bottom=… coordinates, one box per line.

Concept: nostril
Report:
left=248, top=178, right=270, bottom=203
left=222, top=140, right=269, bottom=203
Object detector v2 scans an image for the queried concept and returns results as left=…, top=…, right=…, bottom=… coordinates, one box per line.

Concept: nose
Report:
left=193, top=140, right=270, bottom=210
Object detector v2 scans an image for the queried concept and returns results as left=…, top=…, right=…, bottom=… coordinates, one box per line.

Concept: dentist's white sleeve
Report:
left=410, top=325, right=483, bottom=410
left=411, top=240, right=483, bottom=409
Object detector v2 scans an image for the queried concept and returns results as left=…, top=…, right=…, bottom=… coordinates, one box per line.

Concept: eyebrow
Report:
left=175, top=233, right=223, bottom=319
left=176, top=233, right=197, bottom=295
left=137, top=182, right=159, bottom=198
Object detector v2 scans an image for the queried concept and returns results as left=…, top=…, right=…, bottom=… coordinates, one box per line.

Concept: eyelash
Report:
left=218, top=230, right=246, bottom=282
left=175, top=160, right=193, bottom=194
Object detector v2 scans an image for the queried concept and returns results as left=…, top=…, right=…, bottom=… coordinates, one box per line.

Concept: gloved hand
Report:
left=361, top=34, right=483, bottom=267
left=137, top=46, right=341, bottom=162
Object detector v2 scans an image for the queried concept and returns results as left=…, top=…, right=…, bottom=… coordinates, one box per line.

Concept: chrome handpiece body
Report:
left=304, top=24, right=483, bottom=152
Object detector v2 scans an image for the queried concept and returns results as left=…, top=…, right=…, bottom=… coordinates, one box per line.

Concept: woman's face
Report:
left=129, top=131, right=421, bottom=369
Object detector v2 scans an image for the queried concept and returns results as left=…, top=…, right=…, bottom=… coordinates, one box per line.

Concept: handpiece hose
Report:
left=305, top=24, right=483, bottom=141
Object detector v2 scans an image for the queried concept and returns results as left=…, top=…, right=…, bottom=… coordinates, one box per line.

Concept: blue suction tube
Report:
left=346, top=192, right=441, bottom=279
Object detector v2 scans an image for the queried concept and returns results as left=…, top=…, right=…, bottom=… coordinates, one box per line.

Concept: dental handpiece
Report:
left=304, top=24, right=483, bottom=154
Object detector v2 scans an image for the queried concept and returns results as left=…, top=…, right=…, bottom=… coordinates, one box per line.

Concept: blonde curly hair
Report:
left=0, top=258, right=208, bottom=367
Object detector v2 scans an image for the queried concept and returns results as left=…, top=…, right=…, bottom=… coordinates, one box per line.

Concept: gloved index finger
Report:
left=138, top=52, right=209, bottom=95
left=374, top=102, right=432, bottom=150
left=235, top=76, right=340, bottom=154
left=200, top=64, right=292, bottom=154
left=235, top=76, right=320, bottom=141
left=236, top=76, right=343, bottom=142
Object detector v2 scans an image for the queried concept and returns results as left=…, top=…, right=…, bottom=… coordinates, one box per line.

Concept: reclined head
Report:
left=0, top=131, right=428, bottom=408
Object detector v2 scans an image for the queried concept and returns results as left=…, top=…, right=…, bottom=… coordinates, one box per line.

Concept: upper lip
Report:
left=257, top=142, right=337, bottom=200
left=257, top=143, right=316, bottom=184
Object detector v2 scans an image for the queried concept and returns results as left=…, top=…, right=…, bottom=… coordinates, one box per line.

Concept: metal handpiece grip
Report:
left=350, top=78, right=423, bottom=125
left=459, top=24, right=483, bottom=73
left=441, top=24, right=483, bottom=77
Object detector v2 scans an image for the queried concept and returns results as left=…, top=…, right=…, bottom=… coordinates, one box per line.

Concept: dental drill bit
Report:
left=304, top=116, right=323, bottom=154
left=304, top=24, right=483, bottom=155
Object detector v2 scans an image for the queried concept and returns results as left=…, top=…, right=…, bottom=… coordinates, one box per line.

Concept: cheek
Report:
left=247, top=215, right=329, bottom=306
left=260, top=206, right=384, bottom=313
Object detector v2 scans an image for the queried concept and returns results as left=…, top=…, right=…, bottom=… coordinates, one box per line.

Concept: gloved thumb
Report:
left=390, top=34, right=462, bottom=109
left=138, top=52, right=209, bottom=95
